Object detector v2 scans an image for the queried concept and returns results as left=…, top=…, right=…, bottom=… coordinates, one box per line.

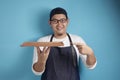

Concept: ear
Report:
left=48, top=20, right=52, bottom=28
left=66, top=18, right=69, bottom=24
left=48, top=20, right=51, bottom=25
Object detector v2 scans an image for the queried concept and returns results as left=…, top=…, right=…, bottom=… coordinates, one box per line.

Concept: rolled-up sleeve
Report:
left=32, top=47, right=44, bottom=75
left=73, top=34, right=97, bottom=69
left=80, top=54, right=97, bottom=69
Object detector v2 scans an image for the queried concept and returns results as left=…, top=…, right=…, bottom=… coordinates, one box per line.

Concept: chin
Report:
left=57, top=33, right=63, bottom=35
left=57, top=32, right=66, bottom=36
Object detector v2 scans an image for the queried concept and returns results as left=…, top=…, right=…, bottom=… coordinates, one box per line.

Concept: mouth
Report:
left=56, top=26, right=64, bottom=31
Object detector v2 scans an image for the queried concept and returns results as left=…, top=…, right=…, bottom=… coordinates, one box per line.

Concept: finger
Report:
left=36, top=47, right=42, bottom=54
left=43, top=47, right=47, bottom=53
left=73, top=42, right=85, bottom=46
left=75, top=44, right=82, bottom=50
left=78, top=46, right=82, bottom=49
left=45, top=47, right=51, bottom=54
left=76, top=45, right=82, bottom=48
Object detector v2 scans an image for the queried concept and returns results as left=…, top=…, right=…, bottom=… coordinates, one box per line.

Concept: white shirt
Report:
left=32, top=34, right=97, bottom=75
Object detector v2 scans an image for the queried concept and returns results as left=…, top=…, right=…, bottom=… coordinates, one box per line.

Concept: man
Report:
left=32, top=7, right=97, bottom=80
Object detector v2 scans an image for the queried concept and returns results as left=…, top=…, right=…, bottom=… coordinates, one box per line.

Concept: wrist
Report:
left=87, top=51, right=94, bottom=56
left=37, top=61, right=46, bottom=65
left=38, top=59, right=47, bottom=64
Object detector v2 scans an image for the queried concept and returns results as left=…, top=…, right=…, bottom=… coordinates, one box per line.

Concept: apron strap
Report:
left=50, top=34, right=54, bottom=42
left=67, top=33, right=77, bottom=67
left=67, top=33, right=73, bottom=46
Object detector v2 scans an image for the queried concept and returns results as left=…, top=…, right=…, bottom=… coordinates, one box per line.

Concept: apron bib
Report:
left=41, top=33, right=80, bottom=80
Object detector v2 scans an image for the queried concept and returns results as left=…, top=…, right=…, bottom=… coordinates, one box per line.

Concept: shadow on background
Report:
left=113, top=0, right=120, bottom=14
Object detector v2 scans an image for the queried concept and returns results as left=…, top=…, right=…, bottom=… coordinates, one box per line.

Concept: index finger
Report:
left=45, top=47, right=51, bottom=54
left=36, top=46, right=42, bottom=54
left=73, top=42, right=85, bottom=46
left=43, top=47, right=51, bottom=54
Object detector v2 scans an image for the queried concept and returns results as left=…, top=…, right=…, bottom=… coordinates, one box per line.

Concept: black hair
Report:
left=49, top=7, right=68, bottom=20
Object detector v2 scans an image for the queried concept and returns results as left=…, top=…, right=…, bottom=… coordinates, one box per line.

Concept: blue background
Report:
left=0, top=0, right=120, bottom=80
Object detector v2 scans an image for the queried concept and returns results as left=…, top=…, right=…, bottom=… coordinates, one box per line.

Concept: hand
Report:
left=74, top=43, right=93, bottom=55
left=74, top=43, right=96, bottom=66
left=36, top=47, right=51, bottom=63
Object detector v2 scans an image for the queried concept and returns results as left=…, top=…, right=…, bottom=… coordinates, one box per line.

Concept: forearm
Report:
left=86, top=52, right=96, bottom=66
left=33, top=62, right=46, bottom=72
left=33, top=47, right=50, bottom=72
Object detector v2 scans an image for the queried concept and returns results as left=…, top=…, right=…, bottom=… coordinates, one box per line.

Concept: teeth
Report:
left=58, top=28, right=62, bottom=30
left=57, top=27, right=63, bottom=30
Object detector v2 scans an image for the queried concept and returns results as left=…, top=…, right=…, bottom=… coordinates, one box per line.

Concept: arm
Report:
left=75, top=43, right=96, bottom=68
left=86, top=49, right=96, bottom=67
left=32, top=47, right=50, bottom=74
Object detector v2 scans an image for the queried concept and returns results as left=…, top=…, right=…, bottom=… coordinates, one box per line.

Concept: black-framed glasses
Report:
left=50, top=18, right=67, bottom=24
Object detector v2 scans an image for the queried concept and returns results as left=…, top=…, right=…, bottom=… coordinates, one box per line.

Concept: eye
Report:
left=51, top=19, right=58, bottom=23
left=60, top=19, right=67, bottom=23
left=53, top=20, right=57, bottom=22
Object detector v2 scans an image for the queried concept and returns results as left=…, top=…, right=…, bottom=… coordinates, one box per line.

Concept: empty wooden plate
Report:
left=21, top=42, right=64, bottom=47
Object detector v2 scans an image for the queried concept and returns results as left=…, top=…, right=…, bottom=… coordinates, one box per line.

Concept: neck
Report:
left=54, top=33, right=67, bottom=39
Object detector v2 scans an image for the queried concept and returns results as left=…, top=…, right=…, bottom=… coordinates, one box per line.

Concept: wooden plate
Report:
left=21, top=42, right=64, bottom=47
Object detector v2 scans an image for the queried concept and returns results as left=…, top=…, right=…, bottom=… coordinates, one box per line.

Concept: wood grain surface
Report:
left=21, top=42, right=64, bottom=47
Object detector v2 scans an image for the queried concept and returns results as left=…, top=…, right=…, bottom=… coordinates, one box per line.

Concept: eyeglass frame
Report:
left=50, top=18, right=68, bottom=24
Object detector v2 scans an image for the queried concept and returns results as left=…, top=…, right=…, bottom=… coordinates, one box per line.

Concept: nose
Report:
left=57, top=20, right=62, bottom=25
left=57, top=22, right=62, bottom=26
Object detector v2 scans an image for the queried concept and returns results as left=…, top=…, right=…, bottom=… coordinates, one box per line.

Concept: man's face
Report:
left=49, top=14, right=69, bottom=36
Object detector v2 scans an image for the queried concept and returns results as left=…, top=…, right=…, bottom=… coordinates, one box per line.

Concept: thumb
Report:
left=36, top=47, right=42, bottom=54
